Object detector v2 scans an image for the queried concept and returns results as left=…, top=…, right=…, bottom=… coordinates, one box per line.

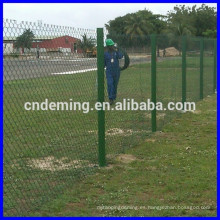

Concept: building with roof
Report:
left=3, top=35, right=82, bottom=54
left=32, top=35, right=80, bottom=53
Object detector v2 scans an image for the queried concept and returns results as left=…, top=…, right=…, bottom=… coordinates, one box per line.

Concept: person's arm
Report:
left=116, top=49, right=123, bottom=59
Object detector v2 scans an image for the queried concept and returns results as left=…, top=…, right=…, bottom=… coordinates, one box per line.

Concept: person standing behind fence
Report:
left=36, top=44, right=40, bottom=59
left=104, top=39, right=123, bottom=105
left=163, top=48, right=166, bottom=57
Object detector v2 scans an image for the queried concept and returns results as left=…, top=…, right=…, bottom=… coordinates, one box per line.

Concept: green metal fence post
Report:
left=182, top=36, right=187, bottom=109
left=213, top=39, right=217, bottom=93
left=200, top=38, right=204, bottom=100
left=151, top=34, right=157, bottom=132
left=97, top=28, right=106, bottom=167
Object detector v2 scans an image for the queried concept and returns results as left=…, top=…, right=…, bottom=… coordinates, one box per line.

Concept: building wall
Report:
left=24, top=48, right=47, bottom=53
left=32, top=35, right=82, bottom=53
left=3, top=43, right=13, bottom=54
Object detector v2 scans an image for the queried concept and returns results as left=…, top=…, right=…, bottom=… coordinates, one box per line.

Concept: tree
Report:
left=14, top=29, right=35, bottom=51
left=167, top=4, right=216, bottom=37
left=105, top=15, right=131, bottom=48
left=202, top=29, right=217, bottom=38
left=167, top=5, right=196, bottom=35
left=123, top=13, right=153, bottom=48
left=124, top=13, right=152, bottom=39
left=105, top=15, right=128, bottom=36
left=165, top=23, right=192, bottom=54
left=105, top=4, right=216, bottom=50
left=193, top=4, right=217, bottom=37
left=149, top=15, right=167, bottom=56
left=171, top=23, right=191, bottom=36
left=106, top=10, right=155, bottom=48
left=77, top=34, right=96, bottom=57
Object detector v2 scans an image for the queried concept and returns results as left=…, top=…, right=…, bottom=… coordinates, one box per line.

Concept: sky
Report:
left=4, top=3, right=217, bottom=29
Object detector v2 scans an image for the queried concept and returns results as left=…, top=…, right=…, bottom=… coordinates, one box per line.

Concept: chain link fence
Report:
left=4, top=20, right=99, bottom=216
left=3, top=20, right=216, bottom=216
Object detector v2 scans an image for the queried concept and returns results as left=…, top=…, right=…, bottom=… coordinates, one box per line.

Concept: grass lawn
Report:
left=32, top=94, right=216, bottom=217
left=4, top=56, right=215, bottom=216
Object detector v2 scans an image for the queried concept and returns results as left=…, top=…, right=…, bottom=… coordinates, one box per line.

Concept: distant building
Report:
left=32, top=35, right=81, bottom=53
left=3, top=37, right=16, bottom=54
left=3, top=42, right=13, bottom=54
left=3, top=35, right=82, bottom=54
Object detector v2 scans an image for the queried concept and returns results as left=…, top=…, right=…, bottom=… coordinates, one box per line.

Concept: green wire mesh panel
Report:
left=4, top=19, right=98, bottom=216
left=103, top=33, right=151, bottom=157
left=4, top=19, right=216, bottom=216
left=204, top=38, right=215, bottom=97
left=156, top=34, right=182, bottom=130
left=186, top=37, right=200, bottom=102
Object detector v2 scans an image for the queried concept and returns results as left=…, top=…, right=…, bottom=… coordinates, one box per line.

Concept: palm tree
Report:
left=124, top=14, right=152, bottom=41
left=175, top=23, right=191, bottom=54
left=165, top=23, right=191, bottom=55
left=77, top=34, right=96, bottom=57
left=174, top=23, right=191, bottom=36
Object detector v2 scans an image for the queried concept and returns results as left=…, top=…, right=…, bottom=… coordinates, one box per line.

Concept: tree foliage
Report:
left=105, top=4, right=216, bottom=49
left=77, top=34, right=96, bottom=57
left=14, top=29, right=35, bottom=50
left=202, top=29, right=217, bottom=38
left=167, top=4, right=216, bottom=37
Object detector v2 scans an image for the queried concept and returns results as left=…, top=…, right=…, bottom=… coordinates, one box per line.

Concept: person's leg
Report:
left=106, top=72, right=114, bottom=100
left=113, top=71, right=120, bottom=100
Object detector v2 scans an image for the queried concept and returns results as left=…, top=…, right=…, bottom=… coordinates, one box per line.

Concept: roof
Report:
left=3, top=35, right=81, bottom=42
left=3, top=35, right=63, bottom=41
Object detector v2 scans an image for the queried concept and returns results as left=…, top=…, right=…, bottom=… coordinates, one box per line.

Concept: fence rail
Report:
left=3, top=20, right=216, bottom=216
